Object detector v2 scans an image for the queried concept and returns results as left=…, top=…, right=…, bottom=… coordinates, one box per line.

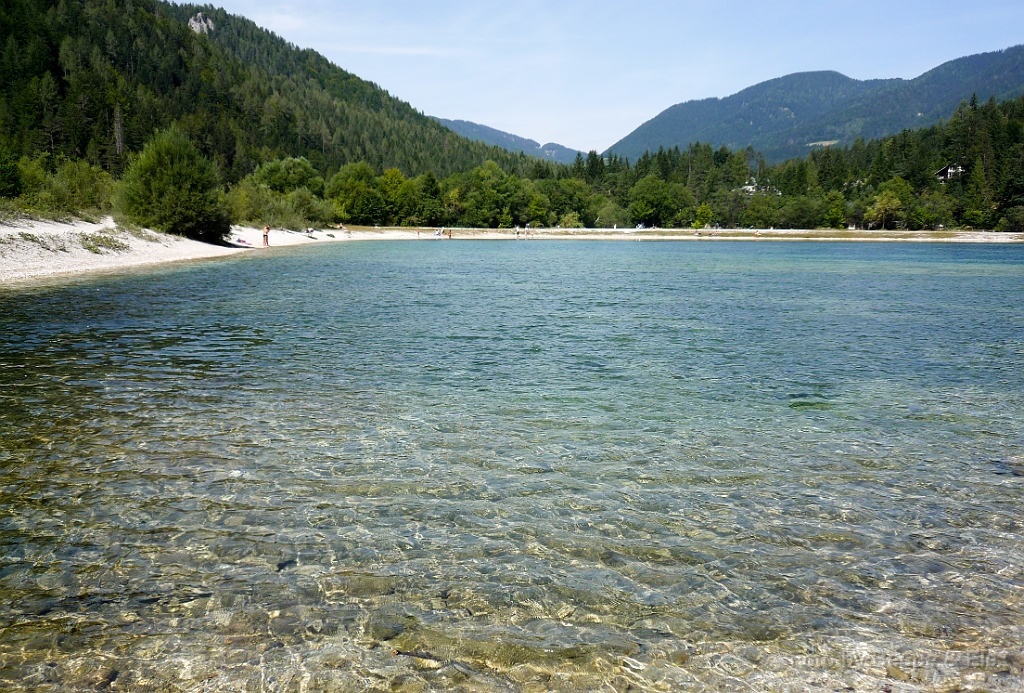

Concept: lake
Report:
left=1, top=240, right=1023, bottom=692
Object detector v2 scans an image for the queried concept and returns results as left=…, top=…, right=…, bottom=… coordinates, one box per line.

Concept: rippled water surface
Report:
left=2, top=241, right=1024, bottom=692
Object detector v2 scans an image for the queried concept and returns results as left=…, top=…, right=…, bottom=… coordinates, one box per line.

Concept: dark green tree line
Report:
left=3, top=0, right=1024, bottom=233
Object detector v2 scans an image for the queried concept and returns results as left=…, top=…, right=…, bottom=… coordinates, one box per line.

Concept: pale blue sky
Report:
left=211, top=0, right=1024, bottom=152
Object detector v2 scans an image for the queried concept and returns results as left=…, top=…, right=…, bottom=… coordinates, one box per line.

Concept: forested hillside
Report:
left=0, top=0, right=1021, bottom=234
left=433, top=117, right=581, bottom=165
left=609, top=72, right=895, bottom=162
left=0, top=0, right=529, bottom=182
left=299, top=93, right=1024, bottom=232
left=610, top=45, right=1024, bottom=162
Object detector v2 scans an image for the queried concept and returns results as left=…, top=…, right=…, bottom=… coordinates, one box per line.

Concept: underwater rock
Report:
left=886, top=664, right=911, bottom=682
left=364, top=615, right=409, bottom=642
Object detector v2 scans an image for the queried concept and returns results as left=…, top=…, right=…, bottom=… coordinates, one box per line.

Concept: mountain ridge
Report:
left=431, top=117, right=581, bottom=165
left=607, top=44, right=1024, bottom=162
left=0, top=0, right=533, bottom=183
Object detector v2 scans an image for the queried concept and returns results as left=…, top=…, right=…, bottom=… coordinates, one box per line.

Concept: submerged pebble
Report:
left=1, top=242, right=1023, bottom=692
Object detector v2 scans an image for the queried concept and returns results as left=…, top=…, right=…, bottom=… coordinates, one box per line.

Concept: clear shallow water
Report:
left=1, top=241, right=1023, bottom=692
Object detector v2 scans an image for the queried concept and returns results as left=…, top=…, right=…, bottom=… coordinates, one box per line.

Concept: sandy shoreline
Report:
left=2, top=216, right=1021, bottom=285
left=0, top=218, right=355, bottom=285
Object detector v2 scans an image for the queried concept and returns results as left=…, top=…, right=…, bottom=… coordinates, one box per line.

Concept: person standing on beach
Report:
left=263, top=226, right=270, bottom=247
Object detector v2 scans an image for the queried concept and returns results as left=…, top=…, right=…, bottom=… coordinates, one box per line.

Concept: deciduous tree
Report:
left=114, top=126, right=230, bottom=242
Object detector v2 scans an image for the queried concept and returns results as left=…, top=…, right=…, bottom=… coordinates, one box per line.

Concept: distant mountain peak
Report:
left=433, top=118, right=581, bottom=164
left=607, top=45, right=1024, bottom=162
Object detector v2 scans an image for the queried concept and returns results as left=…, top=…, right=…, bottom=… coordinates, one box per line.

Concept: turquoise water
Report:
left=1, top=241, right=1023, bottom=692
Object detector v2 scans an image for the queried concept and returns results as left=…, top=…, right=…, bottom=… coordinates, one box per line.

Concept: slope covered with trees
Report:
left=0, top=0, right=530, bottom=184
left=283, top=93, right=1024, bottom=232
left=432, top=117, right=581, bottom=165
left=609, top=45, right=1024, bottom=162
left=1, top=0, right=1022, bottom=236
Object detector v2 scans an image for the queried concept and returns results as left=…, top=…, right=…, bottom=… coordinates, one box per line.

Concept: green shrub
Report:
left=18, top=231, right=68, bottom=252
left=114, top=126, right=230, bottom=242
left=0, top=143, right=21, bottom=198
left=50, top=159, right=112, bottom=211
left=691, top=203, right=714, bottom=229
left=19, top=158, right=112, bottom=214
left=594, top=200, right=629, bottom=228
left=628, top=175, right=694, bottom=228
left=225, top=177, right=308, bottom=229
left=17, top=155, right=49, bottom=197
left=253, top=157, right=325, bottom=197
left=823, top=191, right=847, bottom=229
left=287, top=186, right=337, bottom=225
left=224, top=178, right=277, bottom=224
left=326, top=162, right=379, bottom=222
left=559, top=211, right=584, bottom=228
left=995, top=206, right=1024, bottom=232
left=0, top=197, right=20, bottom=219
left=80, top=232, right=130, bottom=254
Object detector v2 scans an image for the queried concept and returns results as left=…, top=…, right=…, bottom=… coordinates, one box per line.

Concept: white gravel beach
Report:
left=0, top=217, right=413, bottom=284
left=1, top=216, right=1020, bottom=285
left=0, top=217, right=239, bottom=284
